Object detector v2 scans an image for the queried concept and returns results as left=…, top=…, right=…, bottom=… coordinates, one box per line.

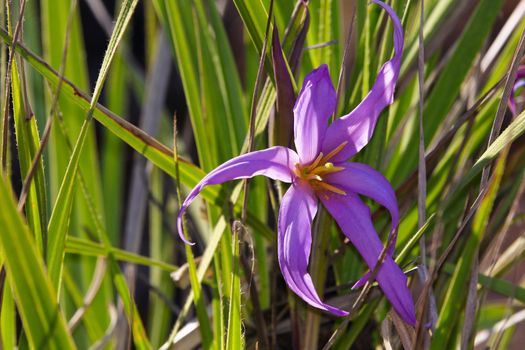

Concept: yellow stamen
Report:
left=306, top=174, right=323, bottom=181
left=293, top=142, right=349, bottom=196
left=309, top=163, right=345, bottom=176
left=320, top=141, right=348, bottom=164
left=304, top=152, right=324, bottom=172
left=314, top=181, right=347, bottom=195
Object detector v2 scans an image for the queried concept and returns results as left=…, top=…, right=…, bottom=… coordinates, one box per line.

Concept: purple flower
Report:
left=509, top=66, right=525, bottom=115
left=177, top=0, right=415, bottom=325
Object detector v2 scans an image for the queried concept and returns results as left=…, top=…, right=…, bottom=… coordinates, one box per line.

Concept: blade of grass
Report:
left=65, top=236, right=178, bottom=272
left=0, top=278, right=16, bottom=349
left=8, top=22, right=47, bottom=257
left=0, top=174, right=75, bottom=349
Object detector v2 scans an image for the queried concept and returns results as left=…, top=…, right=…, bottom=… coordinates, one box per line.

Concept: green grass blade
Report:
left=226, top=227, right=242, bottom=350
left=0, top=279, right=16, bottom=349
left=10, top=57, right=47, bottom=254
left=46, top=121, right=84, bottom=295
left=65, top=236, right=178, bottom=272
left=6, top=1, right=47, bottom=256
left=0, top=175, right=75, bottom=349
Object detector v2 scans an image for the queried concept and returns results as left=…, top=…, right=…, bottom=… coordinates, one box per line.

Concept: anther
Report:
left=321, top=141, right=348, bottom=163
left=316, top=182, right=347, bottom=195
left=305, top=152, right=324, bottom=172
left=307, top=174, right=323, bottom=181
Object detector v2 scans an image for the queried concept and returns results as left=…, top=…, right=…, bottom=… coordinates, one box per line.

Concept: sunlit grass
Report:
left=1, top=0, right=525, bottom=349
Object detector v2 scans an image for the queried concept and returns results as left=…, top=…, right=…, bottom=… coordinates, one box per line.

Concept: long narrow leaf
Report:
left=0, top=175, right=75, bottom=350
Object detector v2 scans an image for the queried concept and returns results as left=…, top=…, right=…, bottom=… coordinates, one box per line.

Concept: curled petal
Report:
left=322, top=0, right=404, bottom=162
left=294, top=64, right=336, bottom=164
left=177, top=147, right=298, bottom=244
left=278, top=183, right=348, bottom=316
left=321, top=193, right=416, bottom=325
left=509, top=66, right=525, bottom=115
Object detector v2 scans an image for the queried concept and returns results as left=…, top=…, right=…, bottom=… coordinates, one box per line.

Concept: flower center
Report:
left=293, top=141, right=348, bottom=196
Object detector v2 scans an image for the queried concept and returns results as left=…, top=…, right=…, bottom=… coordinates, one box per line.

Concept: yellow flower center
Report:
left=294, top=141, right=348, bottom=196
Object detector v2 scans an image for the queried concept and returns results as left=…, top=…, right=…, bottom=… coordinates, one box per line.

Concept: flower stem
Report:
left=304, top=206, right=333, bottom=350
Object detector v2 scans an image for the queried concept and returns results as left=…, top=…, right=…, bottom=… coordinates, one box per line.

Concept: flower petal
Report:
left=325, top=162, right=399, bottom=249
left=293, top=64, right=336, bottom=164
left=509, top=66, right=525, bottom=115
left=177, top=146, right=299, bottom=244
left=278, top=183, right=348, bottom=316
left=321, top=193, right=416, bottom=325
left=321, top=0, right=404, bottom=162
left=326, top=163, right=399, bottom=289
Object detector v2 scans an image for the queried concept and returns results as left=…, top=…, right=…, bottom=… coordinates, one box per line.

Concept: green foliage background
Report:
left=1, top=0, right=525, bottom=349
